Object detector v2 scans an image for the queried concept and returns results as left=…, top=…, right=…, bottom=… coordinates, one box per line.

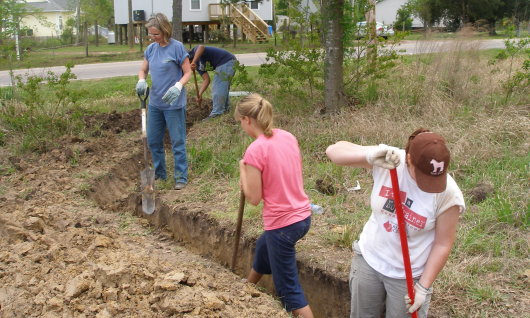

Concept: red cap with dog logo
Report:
left=409, top=132, right=450, bottom=193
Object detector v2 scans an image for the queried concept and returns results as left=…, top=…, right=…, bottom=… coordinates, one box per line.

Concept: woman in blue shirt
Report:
left=135, top=13, right=191, bottom=190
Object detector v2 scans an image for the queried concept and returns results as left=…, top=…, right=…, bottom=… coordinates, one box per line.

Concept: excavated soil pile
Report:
left=0, top=99, right=291, bottom=318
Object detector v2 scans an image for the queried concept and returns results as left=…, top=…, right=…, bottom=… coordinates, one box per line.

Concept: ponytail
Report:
left=234, top=94, right=274, bottom=137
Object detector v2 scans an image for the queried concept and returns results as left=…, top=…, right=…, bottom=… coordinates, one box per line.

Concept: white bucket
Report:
left=229, top=91, right=252, bottom=97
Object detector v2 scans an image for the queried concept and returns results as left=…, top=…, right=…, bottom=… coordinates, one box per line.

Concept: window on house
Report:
left=59, top=16, right=63, bottom=30
left=249, top=1, right=259, bottom=9
left=191, top=0, right=201, bottom=10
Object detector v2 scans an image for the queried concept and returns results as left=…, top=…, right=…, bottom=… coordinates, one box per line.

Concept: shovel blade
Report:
left=140, top=168, right=155, bottom=214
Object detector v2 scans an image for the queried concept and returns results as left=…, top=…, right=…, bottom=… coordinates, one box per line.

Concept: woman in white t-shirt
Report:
left=326, top=128, right=465, bottom=318
left=236, top=94, right=314, bottom=318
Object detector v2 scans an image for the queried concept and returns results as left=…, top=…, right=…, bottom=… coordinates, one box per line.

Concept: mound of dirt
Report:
left=0, top=119, right=288, bottom=317
left=83, top=97, right=212, bottom=137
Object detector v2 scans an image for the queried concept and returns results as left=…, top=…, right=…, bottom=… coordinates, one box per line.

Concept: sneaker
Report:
left=202, top=114, right=220, bottom=122
left=174, top=182, right=186, bottom=190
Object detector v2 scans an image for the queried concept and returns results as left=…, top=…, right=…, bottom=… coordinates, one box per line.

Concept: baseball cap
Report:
left=408, top=132, right=450, bottom=193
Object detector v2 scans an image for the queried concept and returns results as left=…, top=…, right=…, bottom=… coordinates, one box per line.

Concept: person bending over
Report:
left=189, top=45, right=236, bottom=119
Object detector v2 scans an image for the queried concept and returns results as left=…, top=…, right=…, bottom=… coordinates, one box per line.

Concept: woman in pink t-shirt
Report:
left=236, top=94, right=314, bottom=318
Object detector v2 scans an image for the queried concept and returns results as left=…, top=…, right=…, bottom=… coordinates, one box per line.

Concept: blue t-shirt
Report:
left=145, top=39, right=188, bottom=110
left=189, top=46, right=235, bottom=76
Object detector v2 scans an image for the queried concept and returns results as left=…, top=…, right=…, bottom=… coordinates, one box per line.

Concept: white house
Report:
left=113, top=0, right=273, bottom=24
left=113, top=0, right=273, bottom=42
left=21, top=0, right=76, bottom=37
left=375, top=0, right=423, bottom=28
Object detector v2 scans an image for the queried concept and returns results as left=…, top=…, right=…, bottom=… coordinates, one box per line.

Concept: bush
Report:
left=394, top=7, right=413, bottom=31
left=0, top=63, right=84, bottom=152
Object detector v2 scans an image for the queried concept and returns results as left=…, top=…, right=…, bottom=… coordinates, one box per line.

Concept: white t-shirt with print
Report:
left=358, top=148, right=465, bottom=279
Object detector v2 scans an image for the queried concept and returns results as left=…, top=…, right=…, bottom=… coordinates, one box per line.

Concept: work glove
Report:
left=365, top=145, right=401, bottom=169
left=136, top=79, right=148, bottom=95
left=405, top=281, right=433, bottom=313
left=162, top=82, right=183, bottom=105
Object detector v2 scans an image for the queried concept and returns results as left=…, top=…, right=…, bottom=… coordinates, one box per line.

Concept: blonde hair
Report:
left=146, top=13, right=172, bottom=43
left=234, top=93, right=274, bottom=137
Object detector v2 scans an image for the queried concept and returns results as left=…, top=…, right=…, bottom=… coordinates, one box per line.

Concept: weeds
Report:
left=0, top=63, right=85, bottom=152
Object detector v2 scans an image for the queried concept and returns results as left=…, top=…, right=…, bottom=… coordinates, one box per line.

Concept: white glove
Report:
left=365, top=145, right=400, bottom=169
left=162, top=82, right=183, bottom=105
left=405, top=281, right=432, bottom=313
left=136, top=79, right=148, bottom=95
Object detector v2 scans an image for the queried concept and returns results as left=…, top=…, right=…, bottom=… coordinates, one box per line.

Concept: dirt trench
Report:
left=84, top=99, right=351, bottom=317
left=0, top=98, right=349, bottom=318
left=0, top=98, right=288, bottom=317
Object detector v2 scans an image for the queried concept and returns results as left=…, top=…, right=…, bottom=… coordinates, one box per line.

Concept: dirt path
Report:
left=0, top=105, right=290, bottom=317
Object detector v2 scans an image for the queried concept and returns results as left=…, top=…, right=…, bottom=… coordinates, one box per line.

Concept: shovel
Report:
left=231, top=190, right=246, bottom=271
left=138, top=88, right=155, bottom=215
left=192, top=70, right=201, bottom=108
left=389, top=168, right=418, bottom=318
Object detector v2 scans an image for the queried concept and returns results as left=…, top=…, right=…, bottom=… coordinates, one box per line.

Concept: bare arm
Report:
left=198, top=72, right=211, bottom=98
left=178, top=57, right=192, bottom=86
left=190, top=45, right=205, bottom=70
left=326, top=141, right=379, bottom=169
left=138, top=58, right=149, bottom=80
left=418, top=206, right=460, bottom=288
left=239, top=160, right=262, bottom=206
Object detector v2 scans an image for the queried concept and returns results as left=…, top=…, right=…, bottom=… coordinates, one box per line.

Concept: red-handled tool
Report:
left=390, top=168, right=418, bottom=318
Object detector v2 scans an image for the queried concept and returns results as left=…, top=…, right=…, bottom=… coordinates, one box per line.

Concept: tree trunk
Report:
left=95, top=21, right=99, bottom=47
left=322, top=0, right=345, bottom=114
left=172, top=0, right=183, bottom=41
left=232, top=24, right=237, bottom=48
left=84, top=21, right=89, bottom=57
left=488, top=19, right=497, bottom=36
left=128, top=0, right=134, bottom=48
left=75, top=1, right=81, bottom=45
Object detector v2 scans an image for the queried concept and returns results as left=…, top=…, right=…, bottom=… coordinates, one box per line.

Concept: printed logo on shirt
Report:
left=383, top=221, right=396, bottom=233
left=378, top=186, right=427, bottom=230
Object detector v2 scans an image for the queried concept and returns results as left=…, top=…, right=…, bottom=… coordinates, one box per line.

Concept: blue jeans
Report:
left=253, top=217, right=311, bottom=312
left=147, top=106, right=188, bottom=184
left=210, top=59, right=236, bottom=116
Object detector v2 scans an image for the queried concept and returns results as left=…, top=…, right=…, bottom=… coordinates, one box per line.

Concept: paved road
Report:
left=0, top=39, right=506, bottom=87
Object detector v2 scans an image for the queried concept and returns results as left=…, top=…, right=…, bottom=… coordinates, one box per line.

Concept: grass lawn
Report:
left=4, top=27, right=527, bottom=71
left=0, top=37, right=294, bottom=71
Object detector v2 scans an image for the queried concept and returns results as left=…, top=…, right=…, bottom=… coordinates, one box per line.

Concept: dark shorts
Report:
left=253, top=216, right=311, bottom=312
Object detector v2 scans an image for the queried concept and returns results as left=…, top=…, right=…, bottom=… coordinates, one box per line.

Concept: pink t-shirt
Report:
left=243, top=129, right=311, bottom=230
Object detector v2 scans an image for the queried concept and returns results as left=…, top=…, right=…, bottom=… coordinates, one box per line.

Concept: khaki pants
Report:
left=349, top=242, right=431, bottom=318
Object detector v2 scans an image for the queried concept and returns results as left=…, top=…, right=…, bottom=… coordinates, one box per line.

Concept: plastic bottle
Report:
left=310, top=203, right=324, bottom=215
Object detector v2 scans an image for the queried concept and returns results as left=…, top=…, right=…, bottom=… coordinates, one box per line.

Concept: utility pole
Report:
left=128, top=0, right=134, bottom=48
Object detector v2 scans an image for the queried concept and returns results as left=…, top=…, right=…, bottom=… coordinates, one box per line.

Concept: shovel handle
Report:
left=390, top=168, right=418, bottom=318
left=192, top=70, right=201, bottom=107
left=231, top=190, right=246, bottom=271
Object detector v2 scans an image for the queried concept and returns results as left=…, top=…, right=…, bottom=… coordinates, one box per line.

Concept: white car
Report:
left=356, top=21, right=395, bottom=39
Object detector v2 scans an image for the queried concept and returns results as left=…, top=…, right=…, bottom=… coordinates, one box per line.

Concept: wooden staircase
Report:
left=208, top=3, right=270, bottom=43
